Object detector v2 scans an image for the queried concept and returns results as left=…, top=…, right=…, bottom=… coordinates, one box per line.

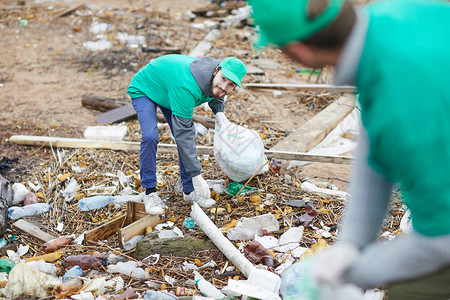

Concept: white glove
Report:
left=192, top=175, right=210, bottom=199
left=312, top=243, right=361, bottom=287
left=215, top=112, right=229, bottom=129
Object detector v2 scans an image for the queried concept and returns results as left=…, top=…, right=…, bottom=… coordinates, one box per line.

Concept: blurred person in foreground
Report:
left=251, top=0, right=450, bottom=299
left=128, top=55, right=246, bottom=214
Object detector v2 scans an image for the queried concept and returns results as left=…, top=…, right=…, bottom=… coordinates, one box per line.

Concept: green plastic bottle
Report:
left=227, top=182, right=255, bottom=196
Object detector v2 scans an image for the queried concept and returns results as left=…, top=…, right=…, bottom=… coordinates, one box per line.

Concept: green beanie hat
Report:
left=250, top=0, right=344, bottom=48
left=219, top=57, right=247, bottom=88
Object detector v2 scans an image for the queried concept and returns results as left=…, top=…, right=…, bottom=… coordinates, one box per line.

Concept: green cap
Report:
left=219, top=57, right=247, bottom=88
left=251, top=0, right=344, bottom=48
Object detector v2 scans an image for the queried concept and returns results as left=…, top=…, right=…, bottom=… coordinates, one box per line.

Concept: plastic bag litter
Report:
left=214, top=122, right=268, bottom=182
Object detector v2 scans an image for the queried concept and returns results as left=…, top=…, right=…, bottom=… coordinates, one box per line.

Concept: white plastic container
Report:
left=83, top=126, right=128, bottom=141
left=107, top=261, right=148, bottom=279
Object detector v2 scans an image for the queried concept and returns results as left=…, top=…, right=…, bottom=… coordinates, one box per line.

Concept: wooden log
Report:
left=141, top=46, right=181, bottom=54
left=134, top=236, right=217, bottom=259
left=86, top=96, right=216, bottom=128
left=244, top=83, right=356, bottom=93
left=81, top=94, right=129, bottom=112
left=8, top=135, right=354, bottom=164
left=12, top=219, right=56, bottom=243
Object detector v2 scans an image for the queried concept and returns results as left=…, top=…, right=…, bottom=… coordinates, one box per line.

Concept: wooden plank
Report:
left=12, top=219, right=56, bottom=242
left=244, top=83, right=356, bottom=93
left=96, top=103, right=136, bottom=125
left=270, top=94, right=356, bottom=153
left=9, top=135, right=354, bottom=164
left=188, top=29, right=221, bottom=58
left=84, top=215, right=127, bottom=243
left=119, top=215, right=161, bottom=247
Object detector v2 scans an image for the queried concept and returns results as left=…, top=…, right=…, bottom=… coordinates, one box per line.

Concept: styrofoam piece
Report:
left=83, top=126, right=127, bottom=141
left=243, top=268, right=281, bottom=300
left=222, top=278, right=281, bottom=300
left=363, top=289, right=385, bottom=300
left=191, top=203, right=255, bottom=278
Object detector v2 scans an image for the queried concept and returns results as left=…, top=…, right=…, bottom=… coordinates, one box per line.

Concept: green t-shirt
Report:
left=127, top=55, right=213, bottom=118
left=357, top=0, right=450, bottom=236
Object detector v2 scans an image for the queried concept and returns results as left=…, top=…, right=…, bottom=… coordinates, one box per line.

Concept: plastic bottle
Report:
left=144, top=290, right=179, bottom=300
left=183, top=217, right=196, bottom=229
left=280, top=259, right=319, bottom=300
left=227, top=227, right=261, bottom=240
left=8, top=203, right=52, bottom=219
left=26, top=260, right=57, bottom=277
left=194, top=270, right=226, bottom=299
left=243, top=240, right=275, bottom=268
left=123, top=235, right=144, bottom=251
left=54, top=278, right=83, bottom=299
left=226, top=182, right=255, bottom=195
left=107, top=261, right=149, bottom=279
left=0, top=258, right=15, bottom=274
left=78, top=195, right=114, bottom=211
left=0, top=238, right=8, bottom=248
left=43, top=236, right=73, bottom=253
left=63, top=253, right=107, bottom=270
left=61, top=265, right=83, bottom=283
left=23, top=192, right=39, bottom=205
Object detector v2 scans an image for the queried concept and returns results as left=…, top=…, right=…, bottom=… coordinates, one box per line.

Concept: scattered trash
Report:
left=194, top=270, right=226, bottom=299
left=83, top=40, right=112, bottom=51
left=83, top=125, right=128, bottom=141
left=62, top=265, right=83, bottom=282
left=78, top=195, right=114, bottom=211
left=43, top=236, right=73, bottom=253
left=183, top=217, right=196, bottom=229
left=54, top=278, right=83, bottom=299
left=63, top=253, right=107, bottom=270
left=244, top=240, right=275, bottom=268
left=107, top=261, right=149, bottom=279
left=294, top=202, right=318, bottom=227
left=23, top=192, right=39, bottom=205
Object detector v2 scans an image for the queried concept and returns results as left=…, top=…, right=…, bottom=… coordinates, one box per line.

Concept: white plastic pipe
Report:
left=190, top=203, right=256, bottom=278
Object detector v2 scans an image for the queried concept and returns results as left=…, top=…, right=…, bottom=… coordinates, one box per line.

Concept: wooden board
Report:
left=244, top=83, right=356, bottom=93
left=84, top=215, right=127, bottom=243
left=270, top=94, right=356, bottom=153
left=12, top=219, right=56, bottom=242
left=9, top=135, right=354, bottom=164
left=119, top=214, right=161, bottom=246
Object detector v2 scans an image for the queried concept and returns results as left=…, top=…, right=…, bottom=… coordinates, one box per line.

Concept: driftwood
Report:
left=134, top=236, right=217, bottom=259
left=82, top=94, right=215, bottom=128
left=0, top=175, right=13, bottom=237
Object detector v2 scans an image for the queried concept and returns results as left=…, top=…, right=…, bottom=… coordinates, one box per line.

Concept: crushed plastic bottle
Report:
left=43, top=236, right=73, bottom=253
left=54, top=278, right=83, bottom=299
left=107, top=261, right=149, bottom=279
left=63, top=253, right=107, bottom=270
left=227, top=182, right=255, bottom=196
left=8, top=203, right=52, bottom=219
left=78, top=195, right=114, bottom=211
left=0, top=258, right=15, bottom=274
left=243, top=240, right=275, bottom=268
left=144, top=290, right=179, bottom=300
left=123, top=235, right=144, bottom=251
left=26, top=260, right=57, bottom=277
left=194, top=270, right=226, bottom=299
left=62, top=265, right=83, bottom=283
left=294, top=203, right=318, bottom=227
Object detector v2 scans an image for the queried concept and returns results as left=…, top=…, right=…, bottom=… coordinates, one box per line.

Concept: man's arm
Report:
left=171, top=115, right=201, bottom=177
left=339, top=128, right=393, bottom=248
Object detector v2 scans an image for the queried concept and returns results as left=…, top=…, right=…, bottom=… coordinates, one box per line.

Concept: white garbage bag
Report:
left=214, top=122, right=268, bottom=182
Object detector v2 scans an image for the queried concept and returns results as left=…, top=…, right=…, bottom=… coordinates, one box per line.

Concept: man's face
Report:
left=211, top=69, right=237, bottom=98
